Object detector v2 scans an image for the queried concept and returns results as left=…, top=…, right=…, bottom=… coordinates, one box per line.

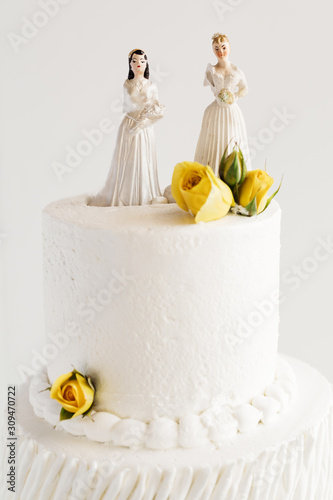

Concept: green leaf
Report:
left=233, top=183, right=240, bottom=205
left=70, top=368, right=87, bottom=380
left=238, top=148, right=247, bottom=183
left=244, top=196, right=258, bottom=217
left=262, top=176, right=283, bottom=213
left=60, top=408, right=74, bottom=421
left=40, top=387, right=51, bottom=393
left=219, top=139, right=233, bottom=179
left=82, top=406, right=94, bottom=418
left=87, top=376, right=95, bottom=393
left=224, top=154, right=239, bottom=187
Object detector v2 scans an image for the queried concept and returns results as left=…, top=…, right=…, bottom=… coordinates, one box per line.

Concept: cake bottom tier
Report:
left=2, top=356, right=333, bottom=500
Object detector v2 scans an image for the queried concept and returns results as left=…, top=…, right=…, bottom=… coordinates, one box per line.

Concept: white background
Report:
left=0, top=0, right=332, bottom=407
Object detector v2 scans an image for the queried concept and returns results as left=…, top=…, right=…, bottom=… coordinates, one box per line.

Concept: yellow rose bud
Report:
left=239, top=169, right=274, bottom=214
left=171, top=161, right=234, bottom=223
left=50, top=371, right=95, bottom=419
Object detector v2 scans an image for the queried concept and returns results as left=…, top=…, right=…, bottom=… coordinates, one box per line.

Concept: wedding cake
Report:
left=1, top=194, right=332, bottom=500
left=2, top=39, right=333, bottom=500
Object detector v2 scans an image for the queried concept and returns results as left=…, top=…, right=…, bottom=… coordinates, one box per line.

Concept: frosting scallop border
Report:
left=29, top=356, right=297, bottom=450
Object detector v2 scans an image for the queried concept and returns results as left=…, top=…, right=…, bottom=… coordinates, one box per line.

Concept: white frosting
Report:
left=43, top=194, right=281, bottom=422
left=29, top=356, right=297, bottom=448
left=4, top=357, right=333, bottom=500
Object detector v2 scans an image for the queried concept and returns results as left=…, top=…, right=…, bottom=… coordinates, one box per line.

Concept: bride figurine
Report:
left=194, top=33, right=251, bottom=175
left=91, top=49, right=166, bottom=207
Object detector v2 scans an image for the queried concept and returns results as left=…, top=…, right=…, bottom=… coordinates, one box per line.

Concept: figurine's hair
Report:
left=211, top=33, right=230, bottom=46
left=128, top=49, right=149, bottom=80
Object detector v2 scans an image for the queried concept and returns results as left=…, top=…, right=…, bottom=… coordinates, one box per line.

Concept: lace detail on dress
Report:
left=204, top=63, right=248, bottom=98
left=212, top=66, right=237, bottom=81
left=125, top=78, right=150, bottom=91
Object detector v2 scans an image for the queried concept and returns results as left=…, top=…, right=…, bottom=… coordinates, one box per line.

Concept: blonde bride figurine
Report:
left=194, top=33, right=251, bottom=175
left=91, top=49, right=166, bottom=207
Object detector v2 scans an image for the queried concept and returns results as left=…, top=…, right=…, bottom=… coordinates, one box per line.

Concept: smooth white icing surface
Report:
left=29, top=356, right=297, bottom=449
left=43, top=195, right=281, bottom=421
left=3, top=357, right=332, bottom=500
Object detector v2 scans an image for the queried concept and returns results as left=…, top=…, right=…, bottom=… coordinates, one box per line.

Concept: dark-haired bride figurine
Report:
left=91, top=49, right=166, bottom=207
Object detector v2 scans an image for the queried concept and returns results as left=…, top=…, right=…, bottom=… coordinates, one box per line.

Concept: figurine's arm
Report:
left=140, top=104, right=165, bottom=123
left=203, top=64, right=220, bottom=98
left=203, top=64, right=214, bottom=87
left=140, top=85, right=165, bottom=121
left=122, top=83, right=132, bottom=113
left=234, top=70, right=248, bottom=100
left=129, top=85, right=165, bottom=133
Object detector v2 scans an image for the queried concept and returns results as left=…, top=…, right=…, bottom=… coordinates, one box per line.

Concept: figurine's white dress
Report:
left=91, top=78, right=165, bottom=206
left=194, top=63, right=251, bottom=175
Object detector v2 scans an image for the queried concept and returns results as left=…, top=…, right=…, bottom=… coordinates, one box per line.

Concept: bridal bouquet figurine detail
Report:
left=91, top=49, right=166, bottom=207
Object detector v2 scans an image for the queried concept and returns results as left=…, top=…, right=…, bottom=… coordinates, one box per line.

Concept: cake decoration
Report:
left=90, top=49, right=166, bottom=207
left=29, top=357, right=297, bottom=449
left=194, top=33, right=252, bottom=174
left=237, top=169, right=277, bottom=215
left=218, top=88, right=235, bottom=105
left=219, top=141, right=247, bottom=189
left=49, top=369, right=95, bottom=421
left=171, top=147, right=281, bottom=222
left=220, top=142, right=282, bottom=216
left=171, top=162, right=234, bottom=222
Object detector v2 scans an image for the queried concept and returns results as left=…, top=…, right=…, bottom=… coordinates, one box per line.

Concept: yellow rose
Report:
left=171, top=161, right=234, bottom=223
left=239, top=169, right=274, bottom=214
left=50, top=371, right=95, bottom=418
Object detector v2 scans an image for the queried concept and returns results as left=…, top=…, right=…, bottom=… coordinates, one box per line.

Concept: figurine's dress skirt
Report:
left=101, top=115, right=161, bottom=206
left=195, top=100, right=250, bottom=175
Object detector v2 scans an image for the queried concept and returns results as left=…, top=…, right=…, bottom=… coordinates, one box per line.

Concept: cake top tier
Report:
left=43, top=193, right=281, bottom=422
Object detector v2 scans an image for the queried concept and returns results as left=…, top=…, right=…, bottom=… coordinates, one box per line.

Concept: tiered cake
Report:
left=2, top=38, right=333, bottom=500
left=3, top=194, right=332, bottom=500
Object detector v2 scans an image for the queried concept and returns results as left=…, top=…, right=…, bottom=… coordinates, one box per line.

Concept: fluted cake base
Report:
left=2, top=356, right=333, bottom=500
